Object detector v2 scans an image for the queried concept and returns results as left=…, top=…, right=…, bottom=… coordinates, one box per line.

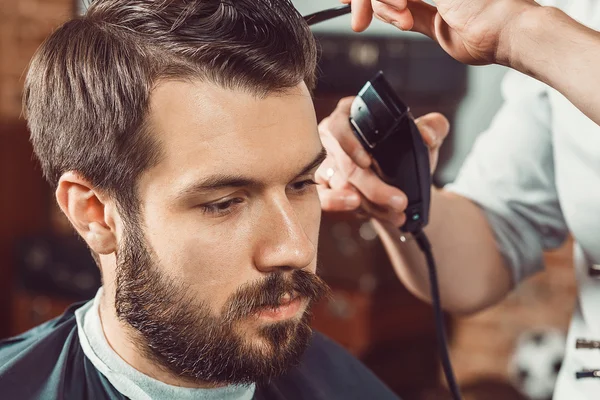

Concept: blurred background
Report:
left=0, top=1, right=576, bottom=399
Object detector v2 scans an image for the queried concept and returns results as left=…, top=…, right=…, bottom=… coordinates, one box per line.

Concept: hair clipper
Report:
left=349, top=71, right=431, bottom=233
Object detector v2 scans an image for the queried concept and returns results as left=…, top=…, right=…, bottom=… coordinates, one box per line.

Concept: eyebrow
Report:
left=175, top=147, right=327, bottom=200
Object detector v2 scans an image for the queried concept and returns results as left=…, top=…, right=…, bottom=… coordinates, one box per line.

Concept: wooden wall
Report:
left=0, top=0, right=73, bottom=337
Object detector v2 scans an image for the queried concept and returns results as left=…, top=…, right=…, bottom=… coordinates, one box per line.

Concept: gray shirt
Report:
left=75, top=288, right=256, bottom=400
left=445, top=0, right=600, bottom=396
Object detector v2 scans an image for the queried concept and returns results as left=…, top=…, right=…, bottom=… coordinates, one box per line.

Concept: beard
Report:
left=113, top=226, right=329, bottom=386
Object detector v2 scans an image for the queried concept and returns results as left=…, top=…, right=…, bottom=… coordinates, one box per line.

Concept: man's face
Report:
left=113, top=80, right=329, bottom=385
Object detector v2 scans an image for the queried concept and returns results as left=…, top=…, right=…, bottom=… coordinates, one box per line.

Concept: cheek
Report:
left=298, top=193, right=322, bottom=247
left=139, top=192, right=322, bottom=309
left=143, top=216, right=254, bottom=310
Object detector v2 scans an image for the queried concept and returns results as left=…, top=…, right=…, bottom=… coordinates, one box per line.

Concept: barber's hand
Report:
left=316, top=97, right=449, bottom=228
left=341, top=0, right=538, bottom=65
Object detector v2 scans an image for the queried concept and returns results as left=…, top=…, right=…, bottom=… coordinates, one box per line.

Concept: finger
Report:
left=361, top=199, right=407, bottom=227
left=328, top=168, right=354, bottom=191
left=346, top=167, right=408, bottom=212
left=376, top=0, right=408, bottom=10
left=335, top=96, right=354, bottom=113
left=317, top=186, right=362, bottom=212
left=415, top=112, right=450, bottom=171
left=315, top=157, right=337, bottom=187
left=414, top=112, right=450, bottom=149
left=315, top=169, right=332, bottom=188
left=318, top=134, right=361, bottom=186
left=350, top=0, right=374, bottom=32
left=319, top=120, right=371, bottom=170
left=406, top=0, right=437, bottom=40
left=321, top=126, right=407, bottom=211
left=315, top=151, right=357, bottom=192
left=372, top=1, right=414, bottom=30
left=320, top=100, right=372, bottom=169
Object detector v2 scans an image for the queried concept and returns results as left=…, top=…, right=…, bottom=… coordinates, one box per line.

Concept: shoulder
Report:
left=0, top=301, right=83, bottom=360
left=259, top=331, right=400, bottom=400
left=304, top=332, right=395, bottom=387
left=0, top=301, right=108, bottom=400
left=302, top=330, right=363, bottom=366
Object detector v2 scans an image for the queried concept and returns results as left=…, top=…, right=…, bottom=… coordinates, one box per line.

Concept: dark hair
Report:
left=23, top=0, right=317, bottom=214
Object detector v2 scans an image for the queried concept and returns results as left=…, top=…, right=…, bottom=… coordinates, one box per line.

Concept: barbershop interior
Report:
left=0, top=1, right=581, bottom=400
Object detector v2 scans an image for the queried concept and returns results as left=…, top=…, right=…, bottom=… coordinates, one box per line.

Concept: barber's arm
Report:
left=318, top=70, right=569, bottom=315
left=345, top=0, right=600, bottom=127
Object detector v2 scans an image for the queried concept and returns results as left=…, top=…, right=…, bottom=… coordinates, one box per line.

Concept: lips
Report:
left=277, top=291, right=299, bottom=305
left=255, top=291, right=303, bottom=321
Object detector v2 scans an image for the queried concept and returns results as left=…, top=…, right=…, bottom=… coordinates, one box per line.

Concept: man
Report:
left=0, top=1, right=400, bottom=399
left=319, top=0, right=600, bottom=398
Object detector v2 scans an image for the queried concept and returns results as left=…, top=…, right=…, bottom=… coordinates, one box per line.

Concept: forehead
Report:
left=144, top=79, right=320, bottom=188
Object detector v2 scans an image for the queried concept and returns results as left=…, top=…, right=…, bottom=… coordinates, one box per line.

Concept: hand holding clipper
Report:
left=349, top=71, right=431, bottom=233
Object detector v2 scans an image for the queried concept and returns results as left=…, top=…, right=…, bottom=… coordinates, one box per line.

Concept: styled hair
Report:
left=23, top=0, right=317, bottom=214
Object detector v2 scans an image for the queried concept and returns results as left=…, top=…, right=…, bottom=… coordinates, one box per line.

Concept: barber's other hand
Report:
left=316, top=97, right=449, bottom=228
left=341, top=0, right=538, bottom=65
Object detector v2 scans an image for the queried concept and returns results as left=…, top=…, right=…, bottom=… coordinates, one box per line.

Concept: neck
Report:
left=98, top=286, right=224, bottom=389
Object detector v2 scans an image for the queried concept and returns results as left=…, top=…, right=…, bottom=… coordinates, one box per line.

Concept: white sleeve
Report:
left=445, top=70, right=569, bottom=285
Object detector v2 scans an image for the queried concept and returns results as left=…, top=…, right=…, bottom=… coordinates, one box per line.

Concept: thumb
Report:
left=414, top=112, right=450, bottom=149
left=349, top=0, right=375, bottom=32
left=407, top=0, right=438, bottom=40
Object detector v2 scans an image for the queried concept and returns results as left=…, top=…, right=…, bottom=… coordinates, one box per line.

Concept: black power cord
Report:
left=302, top=6, right=463, bottom=399
left=413, top=230, right=462, bottom=400
left=303, top=5, right=351, bottom=26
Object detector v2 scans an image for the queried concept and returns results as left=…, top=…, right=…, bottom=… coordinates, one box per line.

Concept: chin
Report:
left=242, top=310, right=312, bottom=353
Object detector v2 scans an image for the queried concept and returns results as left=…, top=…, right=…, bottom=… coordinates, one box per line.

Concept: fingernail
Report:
left=392, top=21, right=405, bottom=30
left=429, top=130, right=439, bottom=147
left=395, top=214, right=407, bottom=227
left=422, top=126, right=438, bottom=147
left=353, top=149, right=371, bottom=167
left=389, top=196, right=406, bottom=211
left=345, top=195, right=361, bottom=209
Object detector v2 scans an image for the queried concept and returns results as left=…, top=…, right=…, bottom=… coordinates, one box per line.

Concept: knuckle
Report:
left=320, top=196, right=334, bottom=210
left=338, top=96, right=354, bottom=107
left=346, top=163, right=364, bottom=184
left=395, top=214, right=406, bottom=227
left=372, top=1, right=386, bottom=12
left=319, top=116, right=331, bottom=130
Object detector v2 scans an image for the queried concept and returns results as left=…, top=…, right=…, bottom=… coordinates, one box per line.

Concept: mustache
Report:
left=222, top=269, right=330, bottom=323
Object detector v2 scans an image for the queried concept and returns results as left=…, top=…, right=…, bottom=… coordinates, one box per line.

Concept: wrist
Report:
left=501, top=5, right=563, bottom=72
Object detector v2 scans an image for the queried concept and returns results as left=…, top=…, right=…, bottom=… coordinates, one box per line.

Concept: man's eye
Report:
left=290, top=179, right=317, bottom=193
left=198, top=198, right=243, bottom=216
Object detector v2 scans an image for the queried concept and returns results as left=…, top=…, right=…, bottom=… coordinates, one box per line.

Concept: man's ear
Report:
left=55, top=171, right=119, bottom=255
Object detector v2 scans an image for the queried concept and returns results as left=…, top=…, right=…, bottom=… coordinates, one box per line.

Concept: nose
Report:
left=252, top=194, right=317, bottom=273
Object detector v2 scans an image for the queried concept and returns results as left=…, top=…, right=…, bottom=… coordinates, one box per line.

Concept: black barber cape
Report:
left=0, top=302, right=400, bottom=400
